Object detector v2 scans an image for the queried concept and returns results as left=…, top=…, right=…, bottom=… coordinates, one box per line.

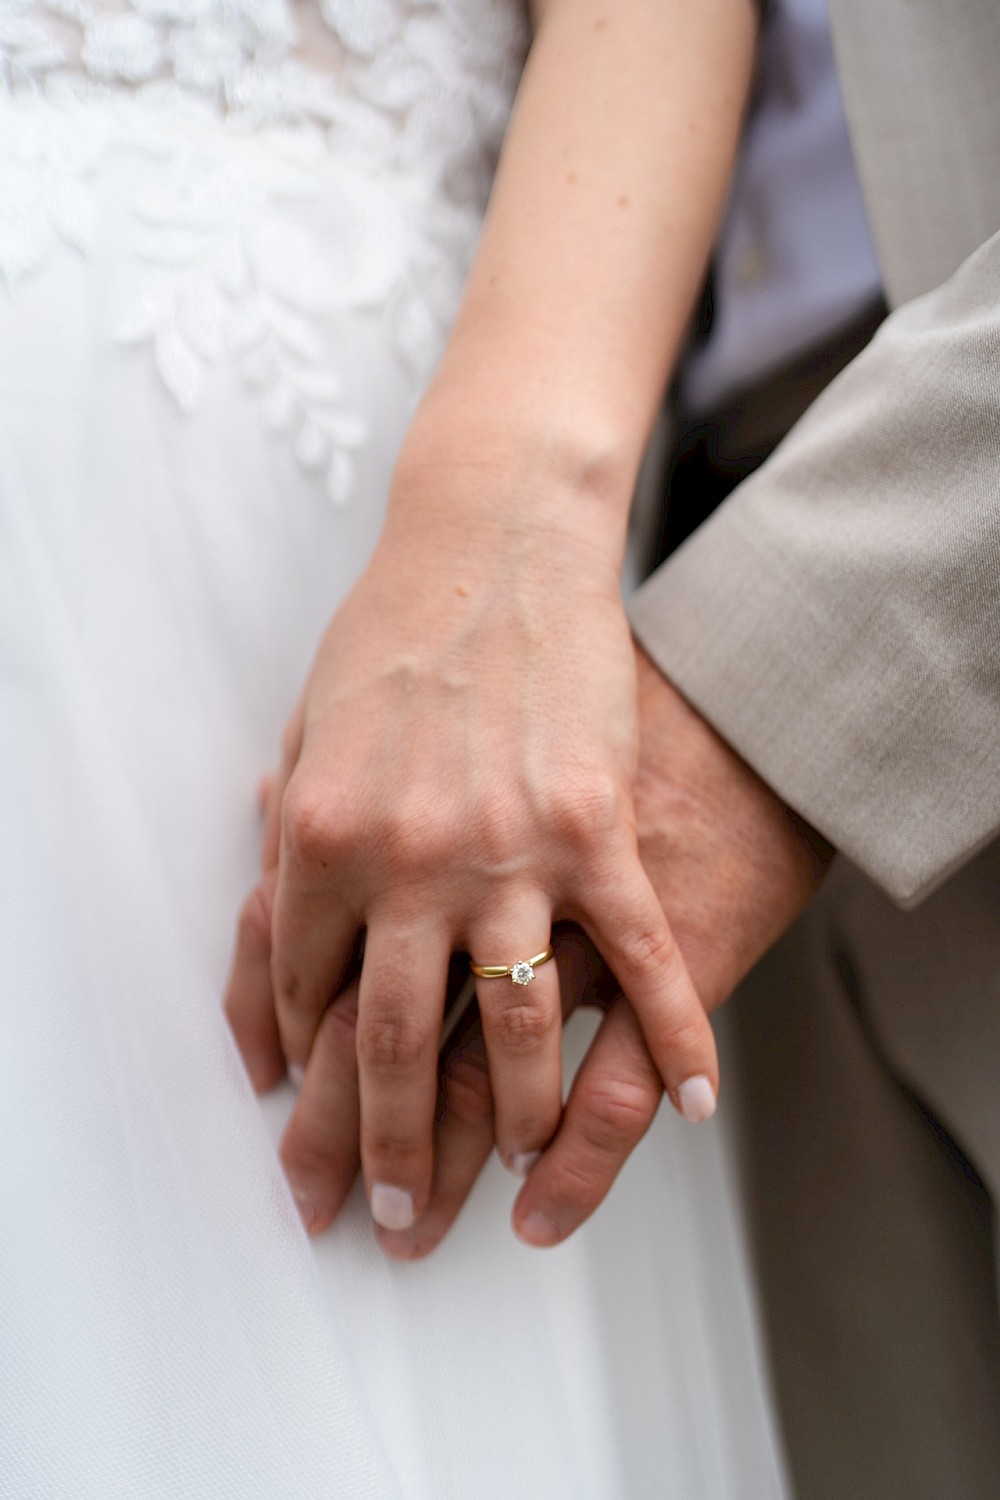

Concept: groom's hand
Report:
left=508, top=646, right=833, bottom=1247
left=380, top=646, right=833, bottom=1256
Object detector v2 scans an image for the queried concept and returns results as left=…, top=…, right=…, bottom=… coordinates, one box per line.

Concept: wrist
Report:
left=634, top=647, right=834, bottom=1009
left=387, top=373, right=644, bottom=569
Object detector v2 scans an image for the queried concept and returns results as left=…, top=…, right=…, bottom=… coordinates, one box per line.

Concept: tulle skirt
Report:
left=0, top=98, right=789, bottom=1499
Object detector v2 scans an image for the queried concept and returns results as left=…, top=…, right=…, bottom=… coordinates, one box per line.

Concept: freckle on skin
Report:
left=594, top=16, right=609, bottom=30
left=455, top=582, right=471, bottom=598
left=566, top=171, right=578, bottom=185
left=617, top=194, right=630, bottom=209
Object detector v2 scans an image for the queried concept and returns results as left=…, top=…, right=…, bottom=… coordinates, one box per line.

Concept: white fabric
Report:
left=0, top=6, right=790, bottom=1495
left=683, top=0, right=882, bottom=412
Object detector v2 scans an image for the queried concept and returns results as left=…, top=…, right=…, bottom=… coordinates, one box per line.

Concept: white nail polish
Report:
left=678, top=1075, right=717, bottom=1123
left=287, top=1063, right=305, bottom=1089
left=370, top=1183, right=416, bottom=1232
left=500, top=1149, right=541, bottom=1178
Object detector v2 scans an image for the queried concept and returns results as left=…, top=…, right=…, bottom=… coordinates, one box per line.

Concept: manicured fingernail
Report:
left=515, top=1208, right=560, bottom=1248
left=370, top=1183, right=415, bottom=1231
left=500, top=1148, right=541, bottom=1178
left=287, top=1063, right=305, bottom=1089
left=678, top=1075, right=717, bottom=1123
left=293, top=1189, right=319, bottom=1234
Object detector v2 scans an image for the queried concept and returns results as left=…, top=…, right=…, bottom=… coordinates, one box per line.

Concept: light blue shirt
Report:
left=683, top=0, right=882, bottom=413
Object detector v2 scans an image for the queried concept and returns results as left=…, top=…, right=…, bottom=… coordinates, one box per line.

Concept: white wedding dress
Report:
left=0, top=5, right=790, bottom=1497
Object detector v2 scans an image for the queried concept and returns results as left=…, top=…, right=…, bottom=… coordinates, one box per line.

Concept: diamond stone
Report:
left=510, top=960, right=535, bottom=987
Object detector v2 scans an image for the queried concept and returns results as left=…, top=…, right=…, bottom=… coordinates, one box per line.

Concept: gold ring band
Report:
left=469, top=947, right=554, bottom=986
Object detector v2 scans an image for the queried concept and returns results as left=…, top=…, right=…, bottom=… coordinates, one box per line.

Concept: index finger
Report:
left=513, top=995, right=663, bottom=1248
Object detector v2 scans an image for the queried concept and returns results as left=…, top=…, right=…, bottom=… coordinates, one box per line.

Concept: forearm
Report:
left=396, top=0, right=757, bottom=550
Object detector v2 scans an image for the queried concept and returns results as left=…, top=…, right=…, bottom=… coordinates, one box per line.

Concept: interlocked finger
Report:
left=270, top=824, right=360, bottom=1072
left=513, top=995, right=662, bottom=1247
left=280, top=985, right=362, bottom=1236
left=224, top=868, right=284, bottom=1092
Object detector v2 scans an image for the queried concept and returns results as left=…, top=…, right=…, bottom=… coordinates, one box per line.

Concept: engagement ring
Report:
left=469, top=948, right=554, bottom=986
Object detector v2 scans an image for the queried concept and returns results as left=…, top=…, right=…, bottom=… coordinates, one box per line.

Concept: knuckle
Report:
left=282, top=786, right=340, bottom=867
left=380, top=796, right=457, bottom=878
left=617, top=920, right=679, bottom=984
left=546, top=1150, right=605, bottom=1206
left=550, top=769, right=625, bottom=848
left=357, top=1008, right=433, bottom=1073
left=280, top=1129, right=336, bottom=1187
left=441, top=1051, right=493, bottom=1128
left=490, top=996, right=556, bottom=1053
left=577, top=1075, right=658, bottom=1153
left=658, top=1012, right=712, bottom=1059
left=364, top=1129, right=423, bottom=1172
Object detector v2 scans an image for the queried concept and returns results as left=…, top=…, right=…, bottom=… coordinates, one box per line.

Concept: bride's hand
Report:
left=225, top=430, right=718, bottom=1235
left=375, top=650, right=832, bottom=1260
left=225, top=0, right=757, bottom=1235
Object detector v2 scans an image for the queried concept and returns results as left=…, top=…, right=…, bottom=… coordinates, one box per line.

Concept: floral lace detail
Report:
left=0, top=2, right=528, bottom=201
left=0, top=105, right=106, bottom=282
left=0, top=0, right=529, bottom=502
left=111, top=117, right=382, bottom=503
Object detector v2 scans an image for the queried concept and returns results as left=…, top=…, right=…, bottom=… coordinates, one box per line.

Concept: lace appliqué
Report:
left=0, top=0, right=529, bottom=504
left=0, top=106, right=106, bottom=283
left=2, top=1, right=527, bottom=199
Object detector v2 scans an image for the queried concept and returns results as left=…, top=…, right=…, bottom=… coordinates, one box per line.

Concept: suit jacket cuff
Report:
left=628, top=237, right=1000, bottom=907
left=628, top=513, right=997, bottom=909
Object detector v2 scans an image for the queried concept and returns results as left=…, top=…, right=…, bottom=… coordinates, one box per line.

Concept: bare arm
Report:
left=226, top=0, right=759, bottom=1245
left=402, top=0, right=758, bottom=534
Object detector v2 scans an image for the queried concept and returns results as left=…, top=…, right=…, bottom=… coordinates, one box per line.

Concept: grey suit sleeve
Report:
left=629, top=231, right=1000, bottom=908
